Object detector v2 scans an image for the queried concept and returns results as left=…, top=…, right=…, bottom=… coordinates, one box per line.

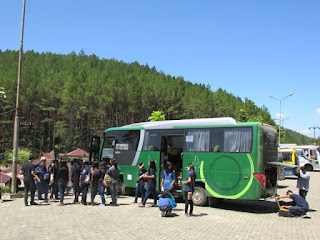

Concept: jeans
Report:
left=81, top=184, right=89, bottom=204
left=134, top=182, right=145, bottom=203
left=50, top=181, right=59, bottom=199
left=184, top=191, right=194, bottom=214
left=91, top=186, right=98, bottom=203
left=58, top=180, right=67, bottom=204
left=98, top=184, right=105, bottom=205
left=289, top=206, right=306, bottom=216
left=36, top=182, right=49, bottom=200
left=73, top=183, right=80, bottom=202
left=299, top=190, right=308, bottom=199
left=142, top=182, right=157, bottom=206
left=110, top=183, right=118, bottom=205
left=24, top=180, right=36, bottom=205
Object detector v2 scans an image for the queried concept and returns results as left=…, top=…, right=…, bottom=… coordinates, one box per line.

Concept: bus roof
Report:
left=120, top=117, right=237, bottom=130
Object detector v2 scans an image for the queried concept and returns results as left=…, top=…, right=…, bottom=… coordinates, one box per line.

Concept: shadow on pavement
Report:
left=190, top=213, right=208, bottom=217
left=212, top=199, right=278, bottom=214
left=277, top=185, right=289, bottom=189
left=284, top=177, right=298, bottom=180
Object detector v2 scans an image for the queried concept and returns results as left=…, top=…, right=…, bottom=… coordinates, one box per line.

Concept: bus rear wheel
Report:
left=193, top=186, right=208, bottom=206
left=305, top=164, right=313, bottom=171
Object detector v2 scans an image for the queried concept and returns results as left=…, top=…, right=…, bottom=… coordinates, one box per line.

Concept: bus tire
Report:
left=305, top=164, right=313, bottom=171
left=193, top=186, right=208, bottom=206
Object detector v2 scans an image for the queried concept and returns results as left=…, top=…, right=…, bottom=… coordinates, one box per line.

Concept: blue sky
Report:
left=1, top=0, right=320, bottom=139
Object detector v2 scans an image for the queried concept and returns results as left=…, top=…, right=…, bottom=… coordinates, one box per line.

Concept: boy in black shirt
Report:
left=20, top=155, right=40, bottom=206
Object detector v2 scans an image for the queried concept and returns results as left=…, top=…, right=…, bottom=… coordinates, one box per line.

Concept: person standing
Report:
left=35, top=157, right=50, bottom=202
left=107, top=159, right=120, bottom=206
left=182, top=164, right=197, bottom=216
left=49, top=158, right=60, bottom=200
left=80, top=160, right=91, bottom=205
left=161, top=161, right=176, bottom=192
left=90, top=161, right=101, bottom=205
left=20, top=155, right=40, bottom=206
left=132, top=162, right=147, bottom=204
left=297, top=166, right=310, bottom=199
left=71, top=158, right=81, bottom=204
left=0, top=177, right=3, bottom=203
left=56, top=160, right=69, bottom=206
left=140, top=160, right=157, bottom=207
left=98, top=162, right=106, bottom=206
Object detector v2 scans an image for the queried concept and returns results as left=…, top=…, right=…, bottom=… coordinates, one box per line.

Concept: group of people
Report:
left=18, top=155, right=197, bottom=217
left=132, top=160, right=197, bottom=217
left=19, top=155, right=121, bottom=207
left=15, top=155, right=312, bottom=218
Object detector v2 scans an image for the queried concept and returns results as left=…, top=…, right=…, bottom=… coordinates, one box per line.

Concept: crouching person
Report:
left=276, top=190, right=309, bottom=217
left=158, top=191, right=176, bottom=217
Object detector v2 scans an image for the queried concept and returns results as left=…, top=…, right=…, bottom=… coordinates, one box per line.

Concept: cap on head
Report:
left=40, top=156, right=46, bottom=162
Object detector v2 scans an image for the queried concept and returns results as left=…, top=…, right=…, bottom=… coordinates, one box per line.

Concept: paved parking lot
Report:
left=0, top=171, right=319, bottom=240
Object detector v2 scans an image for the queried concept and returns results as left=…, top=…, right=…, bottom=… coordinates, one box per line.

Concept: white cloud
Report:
left=275, top=113, right=285, bottom=120
left=299, top=129, right=312, bottom=136
left=317, top=108, right=320, bottom=114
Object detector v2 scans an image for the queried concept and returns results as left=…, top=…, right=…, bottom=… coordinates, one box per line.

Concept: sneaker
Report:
left=99, top=204, right=106, bottom=207
left=150, top=204, right=158, bottom=207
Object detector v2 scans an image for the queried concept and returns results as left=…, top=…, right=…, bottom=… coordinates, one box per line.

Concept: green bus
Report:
left=89, top=117, right=280, bottom=206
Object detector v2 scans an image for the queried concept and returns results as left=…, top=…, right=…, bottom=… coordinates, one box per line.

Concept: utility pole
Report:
left=12, top=0, right=26, bottom=193
left=309, top=126, right=320, bottom=144
left=269, top=93, right=293, bottom=144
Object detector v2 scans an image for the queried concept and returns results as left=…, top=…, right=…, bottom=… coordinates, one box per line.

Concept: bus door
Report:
left=165, top=134, right=184, bottom=191
left=89, top=132, right=104, bottom=163
left=159, top=136, right=168, bottom=189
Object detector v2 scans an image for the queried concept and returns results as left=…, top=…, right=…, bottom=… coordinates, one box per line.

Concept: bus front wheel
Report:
left=193, top=186, right=208, bottom=206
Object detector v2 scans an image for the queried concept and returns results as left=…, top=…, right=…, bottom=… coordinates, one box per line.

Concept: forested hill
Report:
left=0, top=50, right=276, bottom=153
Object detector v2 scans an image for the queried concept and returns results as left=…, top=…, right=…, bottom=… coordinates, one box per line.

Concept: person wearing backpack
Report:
left=158, top=191, right=177, bottom=217
left=107, top=159, right=120, bottom=206
left=80, top=160, right=91, bottom=205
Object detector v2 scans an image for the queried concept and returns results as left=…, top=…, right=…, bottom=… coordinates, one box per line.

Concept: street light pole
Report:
left=12, top=0, right=26, bottom=193
left=309, top=126, right=320, bottom=144
left=268, top=93, right=293, bottom=144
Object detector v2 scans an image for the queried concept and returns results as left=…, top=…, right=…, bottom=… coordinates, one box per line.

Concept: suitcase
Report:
left=276, top=199, right=292, bottom=217
left=278, top=209, right=292, bottom=217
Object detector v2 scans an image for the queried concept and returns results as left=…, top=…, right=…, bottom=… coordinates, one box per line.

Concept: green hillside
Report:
left=0, top=50, right=314, bottom=154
